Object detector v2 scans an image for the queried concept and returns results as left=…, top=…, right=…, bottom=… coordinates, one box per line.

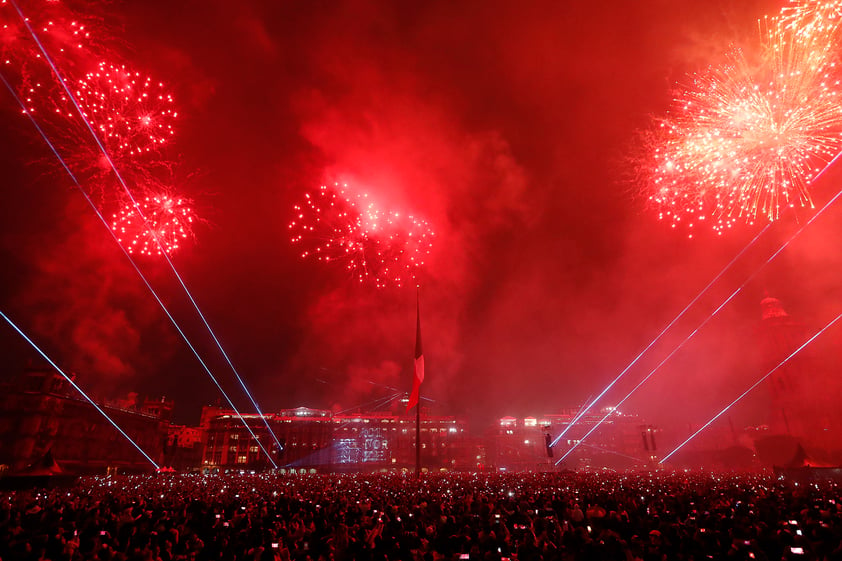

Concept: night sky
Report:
left=2, top=0, right=842, bottom=443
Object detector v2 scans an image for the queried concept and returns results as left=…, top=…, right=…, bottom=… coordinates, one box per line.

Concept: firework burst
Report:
left=112, top=193, right=195, bottom=256
left=289, top=183, right=434, bottom=288
left=71, top=61, right=177, bottom=157
left=1, top=0, right=108, bottom=77
left=642, top=4, right=842, bottom=236
left=18, top=59, right=177, bottom=192
left=780, top=1, right=842, bottom=33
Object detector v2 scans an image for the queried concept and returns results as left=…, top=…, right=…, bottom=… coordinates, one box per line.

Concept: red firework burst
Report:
left=19, top=59, right=177, bottom=192
left=112, top=194, right=195, bottom=256
left=72, top=61, right=177, bottom=156
left=289, top=183, right=434, bottom=288
left=1, top=0, right=108, bottom=76
left=640, top=4, right=842, bottom=237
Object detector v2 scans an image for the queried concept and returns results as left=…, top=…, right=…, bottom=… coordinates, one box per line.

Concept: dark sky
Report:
left=2, top=0, right=842, bottom=444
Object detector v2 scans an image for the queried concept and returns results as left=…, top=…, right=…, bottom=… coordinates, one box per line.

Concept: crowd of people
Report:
left=1, top=470, right=841, bottom=561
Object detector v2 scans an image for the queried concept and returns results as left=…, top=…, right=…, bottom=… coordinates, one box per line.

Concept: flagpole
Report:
left=407, top=285, right=424, bottom=477
left=415, top=286, right=422, bottom=477
left=416, top=380, right=421, bottom=476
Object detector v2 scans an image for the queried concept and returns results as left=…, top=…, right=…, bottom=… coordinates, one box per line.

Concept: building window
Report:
left=249, top=446, right=258, bottom=453
left=230, top=434, right=239, bottom=440
left=229, top=446, right=236, bottom=453
left=237, top=455, right=247, bottom=464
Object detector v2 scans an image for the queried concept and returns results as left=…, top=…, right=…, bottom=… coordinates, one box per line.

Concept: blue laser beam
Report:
left=0, top=70, right=278, bottom=468
left=334, top=392, right=404, bottom=416
left=557, top=167, right=842, bottom=464
left=552, top=123, right=842, bottom=449
left=9, top=0, right=284, bottom=456
left=557, top=278, right=751, bottom=464
left=660, top=309, right=842, bottom=464
left=0, top=310, right=160, bottom=470
left=550, top=225, right=770, bottom=448
left=316, top=371, right=437, bottom=403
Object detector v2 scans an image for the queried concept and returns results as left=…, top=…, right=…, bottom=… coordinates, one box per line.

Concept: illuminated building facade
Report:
left=331, top=411, right=471, bottom=471
left=201, top=407, right=474, bottom=471
left=203, top=407, right=332, bottom=468
left=491, top=409, right=649, bottom=471
left=199, top=404, right=648, bottom=472
left=759, top=295, right=809, bottom=436
left=0, top=368, right=655, bottom=474
left=755, top=295, right=842, bottom=464
left=164, top=424, right=205, bottom=470
left=0, top=366, right=169, bottom=473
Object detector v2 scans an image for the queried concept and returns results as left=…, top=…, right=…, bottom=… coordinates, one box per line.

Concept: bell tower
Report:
left=758, top=294, right=806, bottom=436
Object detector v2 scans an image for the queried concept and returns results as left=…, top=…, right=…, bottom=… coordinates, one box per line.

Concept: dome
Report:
left=760, top=295, right=788, bottom=320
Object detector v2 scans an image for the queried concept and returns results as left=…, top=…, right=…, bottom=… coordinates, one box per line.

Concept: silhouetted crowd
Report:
left=2, top=470, right=841, bottom=561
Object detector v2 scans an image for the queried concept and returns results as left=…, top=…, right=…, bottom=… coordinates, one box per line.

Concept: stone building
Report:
left=0, top=365, right=169, bottom=473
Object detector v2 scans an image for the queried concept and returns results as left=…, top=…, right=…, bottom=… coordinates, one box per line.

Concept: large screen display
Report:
left=334, top=427, right=390, bottom=464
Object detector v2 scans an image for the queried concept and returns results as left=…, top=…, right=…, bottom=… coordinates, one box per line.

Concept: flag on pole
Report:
left=407, top=293, right=424, bottom=411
